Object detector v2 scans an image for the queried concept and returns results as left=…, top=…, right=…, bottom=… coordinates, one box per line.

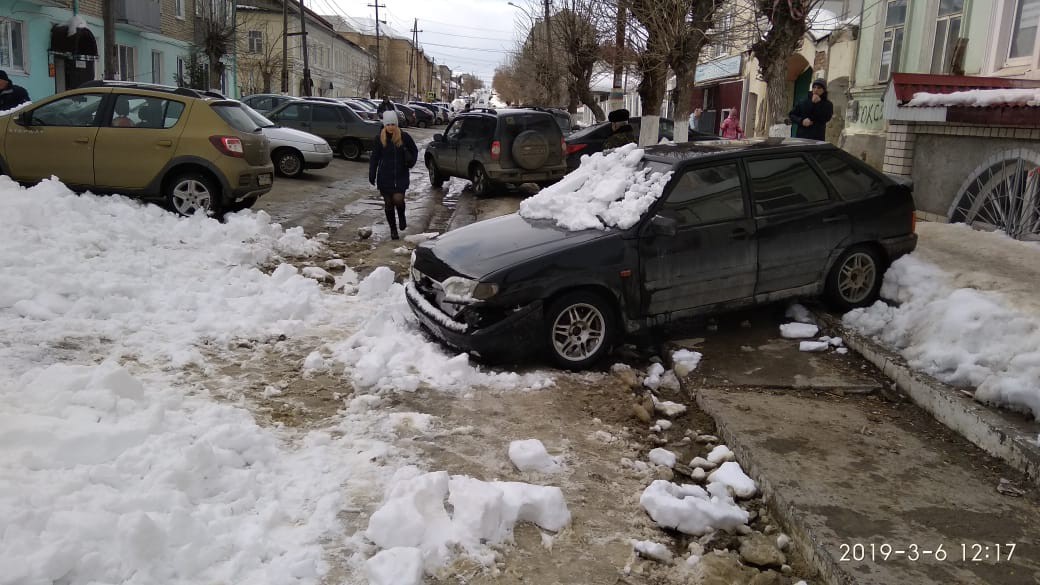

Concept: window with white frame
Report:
left=248, top=30, right=263, bottom=53
left=931, top=0, right=964, bottom=73
left=0, top=18, right=25, bottom=72
left=879, top=0, right=907, bottom=82
left=175, top=0, right=184, bottom=18
left=117, top=45, right=137, bottom=82
left=151, top=50, right=162, bottom=84
left=1009, top=0, right=1040, bottom=60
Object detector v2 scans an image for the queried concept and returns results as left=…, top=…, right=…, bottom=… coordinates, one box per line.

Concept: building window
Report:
left=1009, top=0, right=1040, bottom=60
left=151, top=50, right=162, bottom=84
left=175, top=0, right=184, bottom=18
left=176, top=56, right=185, bottom=85
left=0, top=18, right=25, bottom=72
left=195, top=0, right=202, bottom=17
left=248, top=30, right=263, bottom=53
left=931, top=0, right=964, bottom=73
left=117, top=45, right=137, bottom=81
left=878, top=0, right=907, bottom=82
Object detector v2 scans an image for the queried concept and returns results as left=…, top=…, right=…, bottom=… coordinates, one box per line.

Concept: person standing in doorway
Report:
left=688, top=107, right=703, bottom=133
left=369, top=110, right=419, bottom=240
left=788, top=79, right=833, bottom=141
left=0, top=70, right=30, bottom=111
left=720, top=110, right=745, bottom=139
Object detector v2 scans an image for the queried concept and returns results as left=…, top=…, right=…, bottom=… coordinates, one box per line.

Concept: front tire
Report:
left=273, top=148, right=304, bottom=178
left=165, top=171, right=219, bottom=217
left=426, top=157, right=446, bottom=188
left=825, top=245, right=884, bottom=311
left=545, top=291, right=616, bottom=370
left=470, top=163, right=494, bottom=197
left=339, top=138, right=363, bottom=161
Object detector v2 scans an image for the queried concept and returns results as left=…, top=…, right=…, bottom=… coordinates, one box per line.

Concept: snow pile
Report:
left=907, top=88, right=1040, bottom=108
left=639, top=480, right=749, bottom=535
left=631, top=539, right=673, bottom=563
left=519, top=143, right=673, bottom=231
left=508, top=439, right=563, bottom=473
left=799, top=341, right=830, bottom=352
left=780, top=323, right=819, bottom=339
left=672, top=349, right=702, bottom=376
left=648, top=448, right=677, bottom=468
left=643, top=362, right=680, bottom=391
left=364, top=468, right=571, bottom=579
left=785, top=303, right=815, bottom=324
left=707, top=462, right=757, bottom=498
left=845, top=251, right=1040, bottom=418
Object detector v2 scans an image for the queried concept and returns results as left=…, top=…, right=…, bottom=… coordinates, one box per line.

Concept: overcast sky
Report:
left=323, top=0, right=532, bottom=84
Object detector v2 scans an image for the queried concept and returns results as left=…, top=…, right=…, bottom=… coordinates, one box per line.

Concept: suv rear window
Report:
left=500, top=114, right=560, bottom=138
left=212, top=103, right=260, bottom=132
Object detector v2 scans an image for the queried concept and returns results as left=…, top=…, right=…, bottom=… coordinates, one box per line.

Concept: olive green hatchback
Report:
left=0, top=81, right=274, bottom=216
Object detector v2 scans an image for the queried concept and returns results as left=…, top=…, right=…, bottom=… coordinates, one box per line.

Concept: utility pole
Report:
left=102, top=0, right=116, bottom=80
left=298, top=0, right=311, bottom=96
left=281, top=0, right=288, bottom=92
left=407, top=19, right=421, bottom=100
left=608, top=1, right=626, bottom=113
left=368, top=1, right=386, bottom=95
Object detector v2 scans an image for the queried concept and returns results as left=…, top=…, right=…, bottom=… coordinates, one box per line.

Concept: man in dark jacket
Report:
left=0, top=70, right=30, bottom=111
left=376, top=96, right=393, bottom=115
left=369, top=110, right=419, bottom=239
left=603, top=108, right=636, bottom=149
left=788, top=79, right=833, bottom=141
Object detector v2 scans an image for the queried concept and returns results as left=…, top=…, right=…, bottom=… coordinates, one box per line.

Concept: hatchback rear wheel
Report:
left=166, top=171, right=219, bottom=217
left=546, top=291, right=615, bottom=370
left=825, top=245, right=883, bottom=310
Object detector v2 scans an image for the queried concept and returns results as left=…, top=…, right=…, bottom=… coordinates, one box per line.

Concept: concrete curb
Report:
left=813, top=309, right=1040, bottom=486
left=690, top=388, right=850, bottom=585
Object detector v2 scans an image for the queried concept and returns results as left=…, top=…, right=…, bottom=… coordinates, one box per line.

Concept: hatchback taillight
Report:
left=491, top=140, right=501, bottom=161
left=209, top=135, right=244, bottom=158
left=566, top=143, right=587, bottom=155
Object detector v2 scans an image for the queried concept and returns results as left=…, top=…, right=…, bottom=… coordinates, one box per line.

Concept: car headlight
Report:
left=442, top=276, right=499, bottom=302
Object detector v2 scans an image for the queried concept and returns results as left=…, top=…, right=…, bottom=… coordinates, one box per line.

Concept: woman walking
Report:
left=720, top=110, right=745, bottom=139
left=369, top=110, right=418, bottom=240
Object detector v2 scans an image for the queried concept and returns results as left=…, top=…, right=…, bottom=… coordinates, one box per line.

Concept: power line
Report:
left=419, top=29, right=514, bottom=42
left=420, top=41, right=513, bottom=53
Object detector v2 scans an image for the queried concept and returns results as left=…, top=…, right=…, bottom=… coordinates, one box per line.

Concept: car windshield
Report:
left=239, top=103, right=276, bottom=128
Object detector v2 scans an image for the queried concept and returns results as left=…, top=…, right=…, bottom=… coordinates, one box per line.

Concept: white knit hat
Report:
left=382, top=110, right=399, bottom=125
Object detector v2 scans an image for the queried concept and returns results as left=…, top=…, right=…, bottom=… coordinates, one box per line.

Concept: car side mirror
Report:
left=14, top=111, right=30, bottom=126
left=433, top=133, right=444, bottom=142
left=649, top=214, right=677, bottom=236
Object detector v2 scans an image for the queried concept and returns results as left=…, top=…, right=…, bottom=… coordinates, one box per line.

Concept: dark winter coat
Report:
left=603, top=123, right=636, bottom=149
left=376, top=98, right=394, bottom=115
left=0, top=84, right=30, bottom=111
left=788, top=91, right=833, bottom=141
left=369, top=131, right=419, bottom=194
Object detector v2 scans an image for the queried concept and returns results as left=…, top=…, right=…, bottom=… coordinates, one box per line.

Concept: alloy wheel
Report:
left=837, top=252, right=877, bottom=304
left=171, top=179, right=212, bottom=216
left=551, top=302, right=606, bottom=362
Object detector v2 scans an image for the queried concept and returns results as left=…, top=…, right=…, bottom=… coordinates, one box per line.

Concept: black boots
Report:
left=397, top=207, right=407, bottom=231
left=384, top=205, right=405, bottom=239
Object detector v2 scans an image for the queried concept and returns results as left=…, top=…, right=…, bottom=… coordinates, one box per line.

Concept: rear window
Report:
left=500, top=113, right=560, bottom=138
left=812, top=152, right=883, bottom=200
left=212, top=103, right=260, bottom=132
left=747, top=156, right=831, bottom=215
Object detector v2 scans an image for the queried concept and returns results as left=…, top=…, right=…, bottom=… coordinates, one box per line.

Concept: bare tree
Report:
left=196, top=0, right=236, bottom=91
left=668, top=1, right=718, bottom=142
left=237, top=17, right=285, bottom=94
left=553, top=1, right=611, bottom=121
left=461, top=74, right=485, bottom=95
left=750, top=0, right=823, bottom=127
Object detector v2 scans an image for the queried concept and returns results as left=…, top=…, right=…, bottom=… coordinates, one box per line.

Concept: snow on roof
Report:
left=808, top=8, right=841, bottom=40
left=907, top=88, right=1040, bottom=108
left=330, top=14, right=408, bottom=40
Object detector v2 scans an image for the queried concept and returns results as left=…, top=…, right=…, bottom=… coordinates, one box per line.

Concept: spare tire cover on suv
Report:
left=511, top=130, right=550, bottom=170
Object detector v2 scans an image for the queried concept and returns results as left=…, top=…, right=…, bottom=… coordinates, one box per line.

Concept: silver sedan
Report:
left=241, top=103, right=334, bottom=178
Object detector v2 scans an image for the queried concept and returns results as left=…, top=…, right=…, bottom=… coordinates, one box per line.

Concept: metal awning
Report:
left=48, top=24, right=99, bottom=61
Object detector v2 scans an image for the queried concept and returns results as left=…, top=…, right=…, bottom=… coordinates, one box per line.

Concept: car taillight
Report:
left=209, top=135, right=244, bottom=158
left=491, top=140, right=501, bottom=161
left=566, top=143, right=587, bottom=155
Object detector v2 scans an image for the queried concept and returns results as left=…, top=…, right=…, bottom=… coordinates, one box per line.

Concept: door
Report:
left=747, top=155, right=852, bottom=294
left=310, top=104, right=346, bottom=144
left=456, top=117, right=493, bottom=175
left=640, top=161, right=757, bottom=315
left=438, top=118, right=465, bottom=174
left=4, top=92, right=105, bottom=186
left=270, top=102, right=313, bottom=135
left=94, top=94, right=189, bottom=189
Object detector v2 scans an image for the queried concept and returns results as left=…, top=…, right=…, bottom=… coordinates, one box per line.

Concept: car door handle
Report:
left=731, top=227, right=750, bottom=239
left=156, top=139, right=172, bottom=147
left=823, top=214, right=847, bottom=223
left=74, top=137, right=90, bottom=144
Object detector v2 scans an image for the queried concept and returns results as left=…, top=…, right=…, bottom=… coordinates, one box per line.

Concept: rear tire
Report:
left=470, top=163, right=494, bottom=197
left=165, top=170, right=220, bottom=217
left=426, top=157, right=446, bottom=188
left=339, top=138, right=363, bottom=161
left=825, top=245, right=884, bottom=311
left=545, top=291, right=616, bottom=370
